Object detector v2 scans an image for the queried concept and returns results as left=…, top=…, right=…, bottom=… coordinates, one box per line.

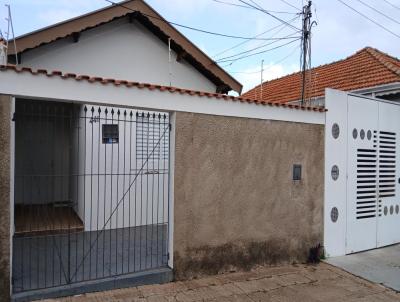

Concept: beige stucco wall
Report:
left=173, top=112, right=324, bottom=279
left=0, top=95, right=11, bottom=301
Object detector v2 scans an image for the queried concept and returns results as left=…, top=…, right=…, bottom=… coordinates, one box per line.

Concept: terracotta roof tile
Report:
left=0, top=64, right=326, bottom=112
left=242, top=47, right=400, bottom=104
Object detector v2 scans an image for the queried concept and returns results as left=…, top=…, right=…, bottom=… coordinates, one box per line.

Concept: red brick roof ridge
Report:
left=0, top=64, right=326, bottom=112
left=365, top=47, right=400, bottom=77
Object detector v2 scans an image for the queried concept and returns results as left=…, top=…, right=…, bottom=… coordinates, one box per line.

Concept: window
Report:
left=102, top=124, right=119, bottom=144
left=136, top=113, right=169, bottom=161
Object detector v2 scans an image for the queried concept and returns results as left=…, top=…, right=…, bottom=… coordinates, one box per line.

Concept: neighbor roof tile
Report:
left=242, top=47, right=400, bottom=103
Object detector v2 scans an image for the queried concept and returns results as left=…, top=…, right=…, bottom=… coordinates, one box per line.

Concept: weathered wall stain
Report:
left=0, top=95, right=11, bottom=301
left=173, top=112, right=324, bottom=279
left=173, top=239, right=312, bottom=280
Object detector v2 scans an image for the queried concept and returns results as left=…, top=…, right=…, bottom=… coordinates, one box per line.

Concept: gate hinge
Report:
left=169, top=123, right=172, bottom=131
left=167, top=252, right=170, bottom=260
left=12, top=112, right=16, bottom=122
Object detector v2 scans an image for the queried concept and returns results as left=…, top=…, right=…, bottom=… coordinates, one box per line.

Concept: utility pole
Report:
left=260, top=59, right=264, bottom=100
left=3, top=4, right=18, bottom=65
left=300, top=1, right=312, bottom=106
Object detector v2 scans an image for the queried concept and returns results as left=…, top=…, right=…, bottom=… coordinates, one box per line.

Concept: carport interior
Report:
left=12, top=98, right=170, bottom=294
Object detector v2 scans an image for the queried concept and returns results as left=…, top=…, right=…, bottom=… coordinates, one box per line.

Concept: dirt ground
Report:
left=44, top=263, right=400, bottom=302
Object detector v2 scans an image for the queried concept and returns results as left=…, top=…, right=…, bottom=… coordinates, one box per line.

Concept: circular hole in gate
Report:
left=390, top=205, right=394, bottom=215
left=331, top=165, right=339, bottom=181
left=384, top=206, right=388, bottom=216
left=332, top=123, right=340, bottom=139
left=353, top=128, right=358, bottom=139
left=396, top=205, right=399, bottom=214
left=367, top=130, right=372, bottom=140
left=360, top=129, right=365, bottom=140
left=331, top=207, right=339, bottom=223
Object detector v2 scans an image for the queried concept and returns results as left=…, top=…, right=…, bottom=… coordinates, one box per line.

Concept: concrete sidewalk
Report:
left=326, top=244, right=400, bottom=292
left=44, top=262, right=400, bottom=302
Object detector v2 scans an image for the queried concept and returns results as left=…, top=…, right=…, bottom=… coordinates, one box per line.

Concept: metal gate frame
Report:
left=11, top=100, right=173, bottom=293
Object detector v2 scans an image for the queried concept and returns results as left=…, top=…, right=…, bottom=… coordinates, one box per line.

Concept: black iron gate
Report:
left=12, top=99, right=170, bottom=293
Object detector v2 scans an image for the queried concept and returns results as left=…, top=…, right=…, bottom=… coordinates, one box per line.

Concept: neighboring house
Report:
left=243, top=47, right=400, bottom=106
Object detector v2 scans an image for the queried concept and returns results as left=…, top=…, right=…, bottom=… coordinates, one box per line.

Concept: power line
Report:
left=278, top=0, right=301, bottom=11
left=211, top=0, right=298, bottom=14
left=216, top=38, right=301, bottom=64
left=248, top=0, right=264, bottom=10
left=336, top=0, right=400, bottom=39
left=352, top=0, right=400, bottom=26
left=216, top=32, right=301, bottom=62
left=238, top=0, right=301, bottom=31
left=104, top=0, right=295, bottom=41
left=382, top=0, right=400, bottom=11
left=227, top=45, right=300, bottom=74
left=212, top=15, right=300, bottom=58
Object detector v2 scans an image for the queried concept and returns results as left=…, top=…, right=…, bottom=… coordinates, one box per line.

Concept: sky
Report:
left=0, top=0, right=399, bottom=93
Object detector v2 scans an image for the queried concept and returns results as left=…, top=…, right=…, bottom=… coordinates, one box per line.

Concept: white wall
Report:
left=71, top=104, right=169, bottom=231
left=20, top=18, right=217, bottom=93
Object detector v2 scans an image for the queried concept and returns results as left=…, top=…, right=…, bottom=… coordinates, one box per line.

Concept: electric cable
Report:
left=382, top=0, right=400, bottom=11
left=104, top=0, right=297, bottom=41
left=278, top=0, right=302, bottom=11
left=216, top=31, right=301, bottom=62
left=352, top=0, right=400, bottom=26
left=217, top=38, right=301, bottom=64
left=227, top=44, right=300, bottom=74
left=336, top=0, right=400, bottom=39
left=212, top=15, right=300, bottom=58
left=211, top=0, right=298, bottom=14
left=238, top=0, right=301, bottom=31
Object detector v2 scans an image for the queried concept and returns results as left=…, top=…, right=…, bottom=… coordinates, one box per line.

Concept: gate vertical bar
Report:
left=89, top=106, right=94, bottom=280
left=96, top=107, right=101, bottom=279
left=122, top=110, right=127, bottom=274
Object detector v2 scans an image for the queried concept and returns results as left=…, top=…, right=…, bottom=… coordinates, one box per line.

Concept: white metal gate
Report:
left=346, top=96, right=379, bottom=253
left=376, top=102, right=400, bottom=248
left=324, top=89, right=400, bottom=257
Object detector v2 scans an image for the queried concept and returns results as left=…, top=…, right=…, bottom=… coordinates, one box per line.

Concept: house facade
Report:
left=0, top=1, right=326, bottom=301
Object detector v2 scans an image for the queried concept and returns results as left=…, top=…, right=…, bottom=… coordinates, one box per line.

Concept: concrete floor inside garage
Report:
left=12, top=225, right=169, bottom=301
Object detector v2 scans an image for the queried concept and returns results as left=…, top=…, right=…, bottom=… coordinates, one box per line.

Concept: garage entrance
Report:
left=12, top=99, right=171, bottom=294
left=325, top=89, right=400, bottom=257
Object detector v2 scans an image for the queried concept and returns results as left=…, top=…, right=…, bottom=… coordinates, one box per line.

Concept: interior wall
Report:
left=173, top=112, right=324, bottom=279
left=20, top=18, right=217, bottom=93
left=14, top=99, right=71, bottom=205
